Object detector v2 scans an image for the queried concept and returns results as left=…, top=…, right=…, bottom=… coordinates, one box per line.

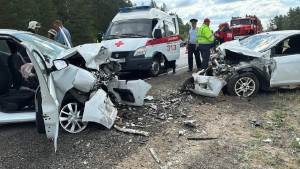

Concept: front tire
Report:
left=227, top=73, right=259, bottom=97
left=59, top=98, right=88, bottom=133
left=148, top=57, right=161, bottom=77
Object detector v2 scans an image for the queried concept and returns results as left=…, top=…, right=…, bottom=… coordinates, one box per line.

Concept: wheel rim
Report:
left=59, top=102, right=87, bottom=133
left=151, top=60, right=159, bottom=75
left=234, top=77, right=256, bottom=97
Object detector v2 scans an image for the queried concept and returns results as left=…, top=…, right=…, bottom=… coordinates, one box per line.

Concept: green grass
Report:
left=291, top=138, right=300, bottom=149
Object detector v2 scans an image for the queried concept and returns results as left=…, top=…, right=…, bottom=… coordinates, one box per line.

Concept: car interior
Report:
left=273, top=35, right=300, bottom=55
left=0, top=39, right=37, bottom=112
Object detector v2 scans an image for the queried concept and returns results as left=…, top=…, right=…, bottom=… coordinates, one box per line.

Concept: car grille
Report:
left=111, top=52, right=129, bottom=59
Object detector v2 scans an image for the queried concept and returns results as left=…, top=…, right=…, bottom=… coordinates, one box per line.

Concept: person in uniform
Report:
left=187, top=19, right=200, bottom=72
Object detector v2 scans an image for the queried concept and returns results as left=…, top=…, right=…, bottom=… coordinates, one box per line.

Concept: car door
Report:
left=270, top=37, right=300, bottom=87
left=21, top=41, right=60, bottom=151
left=151, top=16, right=180, bottom=61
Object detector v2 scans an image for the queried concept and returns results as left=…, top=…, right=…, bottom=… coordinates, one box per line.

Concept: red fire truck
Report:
left=230, top=15, right=262, bottom=39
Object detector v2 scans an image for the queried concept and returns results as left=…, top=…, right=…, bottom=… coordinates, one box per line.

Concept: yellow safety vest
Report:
left=197, top=24, right=214, bottom=44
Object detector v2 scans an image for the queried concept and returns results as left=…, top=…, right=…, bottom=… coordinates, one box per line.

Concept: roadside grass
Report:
left=246, top=89, right=300, bottom=167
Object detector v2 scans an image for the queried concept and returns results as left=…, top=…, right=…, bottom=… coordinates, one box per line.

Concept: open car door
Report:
left=151, top=15, right=180, bottom=61
left=21, top=41, right=59, bottom=151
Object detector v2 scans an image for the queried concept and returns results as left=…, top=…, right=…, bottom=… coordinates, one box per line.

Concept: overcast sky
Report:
left=130, top=0, right=300, bottom=31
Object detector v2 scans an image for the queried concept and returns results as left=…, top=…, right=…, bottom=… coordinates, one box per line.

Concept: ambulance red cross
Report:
left=102, top=6, right=180, bottom=76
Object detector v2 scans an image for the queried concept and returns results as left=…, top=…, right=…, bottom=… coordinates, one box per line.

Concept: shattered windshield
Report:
left=14, top=33, right=68, bottom=60
left=239, top=34, right=285, bottom=52
left=105, top=19, right=152, bottom=40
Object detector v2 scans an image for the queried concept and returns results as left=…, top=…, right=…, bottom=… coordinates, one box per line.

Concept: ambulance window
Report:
left=164, top=20, right=175, bottom=37
left=157, top=22, right=165, bottom=37
left=152, top=19, right=158, bottom=30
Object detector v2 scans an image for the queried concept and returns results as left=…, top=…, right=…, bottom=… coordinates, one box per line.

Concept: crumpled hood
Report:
left=102, top=38, right=148, bottom=52
left=218, top=40, right=264, bottom=58
left=57, top=43, right=112, bottom=71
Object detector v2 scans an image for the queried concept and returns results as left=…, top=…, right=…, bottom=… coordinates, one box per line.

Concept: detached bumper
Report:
left=189, top=74, right=227, bottom=97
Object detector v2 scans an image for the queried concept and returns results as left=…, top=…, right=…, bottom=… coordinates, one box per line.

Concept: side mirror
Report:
left=154, top=29, right=162, bottom=39
left=53, top=59, right=68, bottom=71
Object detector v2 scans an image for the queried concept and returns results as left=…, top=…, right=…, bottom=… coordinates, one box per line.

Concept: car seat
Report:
left=0, top=56, right=35, bottom=111
left=283, top=37, right=300, bottom=54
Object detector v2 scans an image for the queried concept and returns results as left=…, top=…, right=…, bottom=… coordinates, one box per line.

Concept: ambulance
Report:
left=102, top=6, right=180, bottom=76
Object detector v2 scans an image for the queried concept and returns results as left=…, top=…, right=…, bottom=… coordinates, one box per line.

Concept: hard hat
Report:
left=28, top=21, right=41, bottom=29
left=204, top=18, right=210, bottom=22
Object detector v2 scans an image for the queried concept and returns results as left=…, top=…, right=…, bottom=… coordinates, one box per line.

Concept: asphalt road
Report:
left=119, top=47, right=189, bottom=80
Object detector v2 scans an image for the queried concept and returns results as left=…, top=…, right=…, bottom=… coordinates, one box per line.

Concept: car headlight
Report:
left=134, top=46, right=146, bottom=56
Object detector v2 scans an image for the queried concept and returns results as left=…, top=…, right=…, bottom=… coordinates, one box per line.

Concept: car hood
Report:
left=102, top=38, right=148, bottom=52
left=57, top=43, right=112, bottom=71
left=218, top=40, right=265, bottom=58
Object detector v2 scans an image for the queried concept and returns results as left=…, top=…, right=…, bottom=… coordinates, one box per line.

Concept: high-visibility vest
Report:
left=197, top=24, right=214, bottom=44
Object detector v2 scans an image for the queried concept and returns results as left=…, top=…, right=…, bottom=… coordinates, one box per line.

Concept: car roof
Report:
left=259, top=30, right=300, bottom=36
left=0, top=29, right=31, bottom=36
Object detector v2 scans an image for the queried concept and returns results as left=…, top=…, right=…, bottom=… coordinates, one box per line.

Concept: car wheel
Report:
left=227, top=73, right=259, bottom=97
left=148, top=57, right=161, bottom=77
left=59, top=100, right=88, bottom=133
left=36, top=91, right=45, bottom=134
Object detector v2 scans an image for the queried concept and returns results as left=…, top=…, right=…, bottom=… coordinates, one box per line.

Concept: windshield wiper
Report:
left=105, top=35, right=121, bottom=40
left=120, top=34, right=148, bottom=38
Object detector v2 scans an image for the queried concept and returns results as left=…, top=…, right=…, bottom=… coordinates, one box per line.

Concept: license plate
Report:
left=116, top=58, right=126, bottom=63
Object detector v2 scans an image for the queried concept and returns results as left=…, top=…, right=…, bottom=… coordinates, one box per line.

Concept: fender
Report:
left=236, top=66, right=270, bottom=90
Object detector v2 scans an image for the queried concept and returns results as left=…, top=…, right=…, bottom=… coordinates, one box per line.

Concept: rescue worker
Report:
left=97, top=32, right=105, bottom=43
left=187, top=19, right=201, bottom=72
left=53, top=20, right=73, bottom=47
left=196, top=18, right=214, bottom=70
left=219, top=22, right=234, bottom=44
left=27, top=21, right=41, bottom=34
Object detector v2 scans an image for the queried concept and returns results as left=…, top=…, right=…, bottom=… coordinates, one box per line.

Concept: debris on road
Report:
left=149, top=148, right=161, bottom=164
left=172, top=146, right=179, bottom=152
left=187, top=137, right=218, bottom=140
left=178, top=129, right=187, bottom=136
left=263, top=138, right=272, bottom=143
left=251, top=119, right=263, bottom=128
left=114, top=125, right=150, bottom=136
left=183, top=120, right=197, bottom=128
left=145, top=95, right=154, bottom=101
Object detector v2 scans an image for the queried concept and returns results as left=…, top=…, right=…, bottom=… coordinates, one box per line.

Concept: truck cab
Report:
left=102, top=6, right=180, bottom=76
left=230, top=15, right=261, bottom=39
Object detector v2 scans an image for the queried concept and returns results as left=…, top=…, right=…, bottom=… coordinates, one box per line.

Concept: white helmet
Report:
left=28, top=21, right=41, bottom=29
left=272, top=24, right=277, bottom=30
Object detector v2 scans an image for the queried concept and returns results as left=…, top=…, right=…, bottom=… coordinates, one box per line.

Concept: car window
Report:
left=281, top=35, right=300, bottom=55
left=0, top=40, right=11, bottom=54
left=13, top=33, right=67, bottom=61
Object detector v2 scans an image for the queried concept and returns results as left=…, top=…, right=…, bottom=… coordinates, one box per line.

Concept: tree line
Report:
left=0, top=0, right=190, bottom=46
left=269, top=6, right=300, bottom=30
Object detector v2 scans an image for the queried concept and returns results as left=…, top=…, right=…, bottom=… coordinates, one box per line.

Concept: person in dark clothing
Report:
left=187, top=19, right=201, bottom=72
left=218, top=22, right=234, bottom=44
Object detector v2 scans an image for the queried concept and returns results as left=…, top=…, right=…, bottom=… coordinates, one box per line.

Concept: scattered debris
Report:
left=150, top=104, right=157, bottom=110
left=183, top=120, right=197, bottom=128
left=172, top=146, right=179, bottom=152
left=149, top=148, right=161, bottom=164
left=144, top=95, right=154, bottom=101
left=263, top=138, right=272, bottom=143
left=187, top=137, right=218, bottom=140
left=138, top=118, right=143, bottom=122
left=251, top=119, right=263, bottom=128
left=186, top=95, right=194, bottom=103
left=202, top=130, right=207, bottom=134
left=114, top=125, right=150, bottom=137
left=170, top=98, right=180, bottom=103
left=161, top=166, right=168, bottom=169
left=266, top=121, right=275, bottom=125
left=178, top=129, right=187, bottom=136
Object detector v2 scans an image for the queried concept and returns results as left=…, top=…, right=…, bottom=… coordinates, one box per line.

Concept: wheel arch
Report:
left=236, top=67, right=270, bottom=91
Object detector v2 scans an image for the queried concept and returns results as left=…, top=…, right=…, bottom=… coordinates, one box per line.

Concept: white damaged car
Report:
left=0, top=30, right=151, bottom=149
left=182, top=30, right=300, bottom=97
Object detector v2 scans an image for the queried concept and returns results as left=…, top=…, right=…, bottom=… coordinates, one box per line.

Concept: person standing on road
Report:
left=187, top=19, right=200, bottom=72
left=27, top=21, right=41, bottom=34
left=219, top=22, right=234, bottom=44
left=53, top=20, right=73, bottom=47
left=196, top=18, right=215, bottom=70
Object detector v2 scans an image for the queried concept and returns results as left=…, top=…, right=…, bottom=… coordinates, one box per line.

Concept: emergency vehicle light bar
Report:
left=119, top=6, right=151, bottom=12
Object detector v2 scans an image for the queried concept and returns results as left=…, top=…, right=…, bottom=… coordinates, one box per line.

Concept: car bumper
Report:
left=112, top=52, right=152, bottom=71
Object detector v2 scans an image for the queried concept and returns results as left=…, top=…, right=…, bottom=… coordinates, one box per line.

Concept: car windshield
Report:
left=231, top=19, right=250, bottom=25
left=105, top=19, right=152, bottom=40
left=240, top=34, right=285, bottom=52
left=13, top=33, right=68, bottom=60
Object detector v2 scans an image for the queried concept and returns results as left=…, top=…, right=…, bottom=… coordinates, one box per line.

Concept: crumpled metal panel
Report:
left=82, top=89, right=117, bottom=129
left=72, top=69, right=96, bottom=93
left=57, top=43, right=112, bottom=71
left=190, top=74, right=227, bottom=97
left=107, top=78, right=151, bottom=106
